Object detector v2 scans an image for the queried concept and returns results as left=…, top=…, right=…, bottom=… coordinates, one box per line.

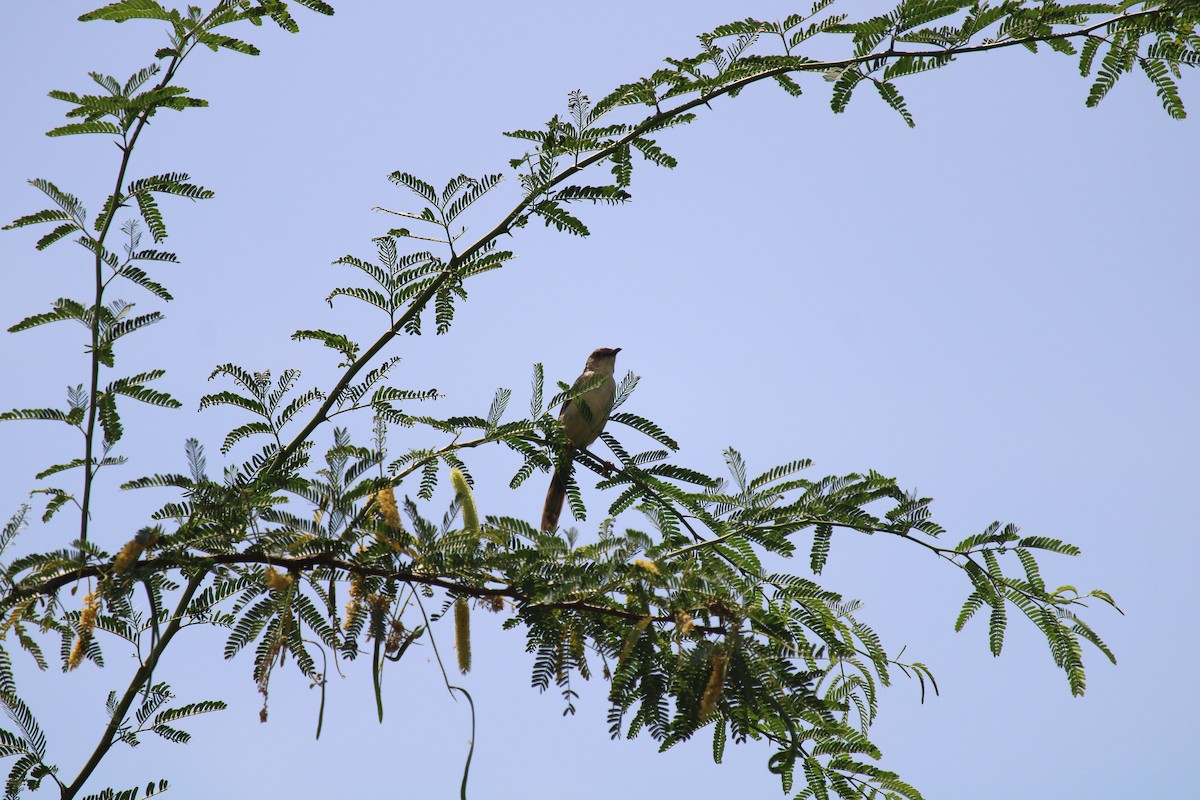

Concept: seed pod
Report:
left=454, top=596, right=472, bottom=674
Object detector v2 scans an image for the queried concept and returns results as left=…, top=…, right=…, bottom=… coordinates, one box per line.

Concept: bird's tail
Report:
left=541, top=468, right=569, bottom=532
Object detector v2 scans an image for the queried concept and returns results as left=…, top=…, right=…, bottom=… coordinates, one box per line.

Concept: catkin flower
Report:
left=68, top=591, right=101, bottom=671
left=450, top=469, right=479, bottom=536
left=675, top=610, right=695, bottom=636
left=454, top=596, right=471, bottom=674
left=263, top=567, right=293, bottom=593
left=80, top=591, right=100, bottom=632
left=113, top=526, right=161, bottom=574
left=68, top=639, right=85, bottom=671
left=633, top=558, right=659, bottom=575
left=368, top=593, right=391, bottom=619
left=343, top=576, right=364, bottom=631
left=699, top=653, right=728, bottom=719
left=376, top=486, right=401, bottom=528
left=619, top=616, right=655, bottom=663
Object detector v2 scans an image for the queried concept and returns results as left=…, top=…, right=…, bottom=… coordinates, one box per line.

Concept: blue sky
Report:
left=1, top=2, right=1197, bottom=798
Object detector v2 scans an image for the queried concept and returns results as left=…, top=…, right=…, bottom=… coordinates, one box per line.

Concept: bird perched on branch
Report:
left=541, top=347, right=621, bottom=532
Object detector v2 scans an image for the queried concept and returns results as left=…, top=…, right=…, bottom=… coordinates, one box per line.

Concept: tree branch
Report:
left=266, top=6, right=1164, bottom=483
left=61, top=569, right=205, bottom=799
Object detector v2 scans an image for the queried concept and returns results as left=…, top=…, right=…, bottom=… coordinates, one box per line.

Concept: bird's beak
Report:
left=613, top=347, right=622, bottom=354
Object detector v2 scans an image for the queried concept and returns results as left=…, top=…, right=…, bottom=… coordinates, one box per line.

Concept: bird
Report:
left=541, top=347, right=621, bottom=532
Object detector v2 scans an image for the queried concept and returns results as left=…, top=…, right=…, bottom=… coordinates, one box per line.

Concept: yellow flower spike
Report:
left=450, top=469, right=479, bottom=536
left=68, top=638, right=86, bottom=671
left=633, top=558, right=660, bottom=575
left=69, top=591, right=101, bottom=671
left=454, top=596, right=472, bottom=674
left=79, top=591, right=100, bottom=632
left=700, top=652, right=729, bottom=719
left=343, top=576, right=365, bottom=631
left=263, top=567, right=293, bottom=594
left=113, top=526, right=161, bottom=574
left=368, top=593, right=391, bottom=615
left=375, top=486, right=401, bottom=528
left=619, top=616, right=655, bottom=663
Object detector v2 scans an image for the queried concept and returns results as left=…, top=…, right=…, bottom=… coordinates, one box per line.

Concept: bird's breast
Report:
left=561, top=373, right=616, bottom=448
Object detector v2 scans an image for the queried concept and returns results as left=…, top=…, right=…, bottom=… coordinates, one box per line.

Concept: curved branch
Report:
left=270, top=7, right=1163, bottom=476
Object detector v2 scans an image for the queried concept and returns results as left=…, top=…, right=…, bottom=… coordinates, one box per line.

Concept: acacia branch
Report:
left=269, top=6, right=1163, bottom=480
left=62, top=569, right=205, bottom=799
left=77, top=6, right=224, bottom=546
left=4, top=553, right=722, bottom=635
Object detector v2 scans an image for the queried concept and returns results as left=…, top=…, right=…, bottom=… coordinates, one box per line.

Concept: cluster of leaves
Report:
left=1, top=0, right=1191, bottom=798
left=0, top=371, right=1120, bottom=798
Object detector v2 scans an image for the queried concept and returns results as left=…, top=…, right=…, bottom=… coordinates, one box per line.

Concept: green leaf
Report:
left=1140, top=57, right=1187, bottom=120
left=830, top=68, right=864, bottom=114
left=105, top=311, right=164, bottom=344
left=0, top=408, right=73, bottom=423
left=1017, top=536, right=1080, bottom=556
left=630, top=137, right=677, bottom=168
left=154, top=699, right=227, bottom=725
left=294, top=0, right=336, bottom=15
left=196, top=32, right=261, bottom=56
left=609, top=412, right=679, bottom=451
left=31, top=488, right=75, bottom=523
left=98, top=392, right=123, bottom=445
left=326, top=286, right=393, bottom=313
left=35, top=223, right=81, bottom=250
left=388, top=171, right=438, bottom=205
left=198, top=390, right=265, bottom=416
left=133, top=191, right=165, bottom=241
left=988, top=598, right=1007, bottom=656
left=772, top=72, right=804, bottom=97
left=530, top=363, right=544, bottom=417
left=955, top=591, right=984, bottom=632
left=29, top=179, right=86, bottom=221
left=486, top=388, right=511, bottom=428
left=810, top=523, right=832, bottom=573
left=78, top=0, right=178, bottom=23
left=292, top=329, right=360, bottom=362
left=46, top=121, right=122, bottom=137
left=532, top=200, right=590, bottom=237
left=555, top=185, right=632, bottom=205
left=873, top=79, right=915, bottom=127
left=34, top=459, right=88, bottom=480
left=115, top=264, right=173, bottom=300
left=107, top=383, right=181, bottom=409
left=4, top=208, right=71, bottom=230
left=445, top=173, right=503, bottom=222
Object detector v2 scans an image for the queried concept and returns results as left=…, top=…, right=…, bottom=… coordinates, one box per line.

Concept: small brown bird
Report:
left=541, top=347, right=621, bottom=532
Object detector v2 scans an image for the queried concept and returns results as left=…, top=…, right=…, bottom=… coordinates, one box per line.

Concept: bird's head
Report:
left=585, top=347, right=621, bottom=374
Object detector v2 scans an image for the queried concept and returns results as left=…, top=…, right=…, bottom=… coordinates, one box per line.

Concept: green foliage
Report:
left=1, top=0, right=1185, bottom=797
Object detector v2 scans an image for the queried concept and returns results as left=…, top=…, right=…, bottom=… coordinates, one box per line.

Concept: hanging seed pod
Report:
left=454, top=596, right=472, bottom=674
